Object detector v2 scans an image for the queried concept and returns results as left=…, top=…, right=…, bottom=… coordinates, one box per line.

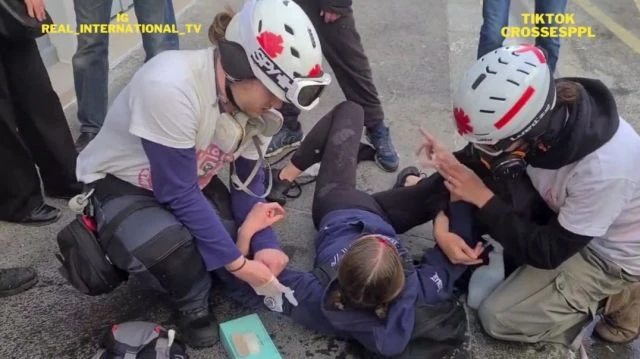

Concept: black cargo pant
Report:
left=288, top=101, right=443, bottom=230
left=91, top=175, right=237, bottom=312
left=0, top=35, right=78, bottom=221
left=280, top=0, right=384, bottom=131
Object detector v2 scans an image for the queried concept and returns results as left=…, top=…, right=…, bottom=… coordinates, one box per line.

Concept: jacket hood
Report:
left=528, top=77, right=620, bottom=169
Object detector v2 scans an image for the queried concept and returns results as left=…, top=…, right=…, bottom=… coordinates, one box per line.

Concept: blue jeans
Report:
left=477, top=0, right=568, bottom=73
left=72, top=0, right=179, bottom=134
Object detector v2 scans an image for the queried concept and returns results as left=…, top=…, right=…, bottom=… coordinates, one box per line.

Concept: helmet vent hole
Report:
left=471, top=74, right=486, bottom=90
left=489, top=96, right=506, bottom=101
left=258, top=20, right=263, bottom=32
left=480, top=109, right=495, bottom=114
left=498, top=57, right=508, bottom=65
left=507, top=79, right=520, bottom=86
left=290, top=47, right=300, bottom=58
left=486, top=66, right=497, bottom=75
left=284, top=24, right=294, bottom=35
left=517, top=69, right=530, bottom=75
left=524, top=61, right=536, bottom=67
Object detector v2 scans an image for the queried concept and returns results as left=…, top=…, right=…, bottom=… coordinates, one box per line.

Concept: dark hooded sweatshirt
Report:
left=217, top=208, right=469, bottom=357
left=475, top=77, right=621, bottom=269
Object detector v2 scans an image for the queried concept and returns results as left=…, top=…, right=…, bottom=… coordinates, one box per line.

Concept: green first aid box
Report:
left=219, top=314, right=282, bottom=359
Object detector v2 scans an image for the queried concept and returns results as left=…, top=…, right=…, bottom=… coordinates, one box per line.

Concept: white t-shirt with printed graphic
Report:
left=526, top=118, right=640, bottom=275
left=76, top=48, right=270, bottom=190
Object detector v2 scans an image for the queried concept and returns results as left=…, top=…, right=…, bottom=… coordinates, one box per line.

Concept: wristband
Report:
left=229, top=257, right=247, bottom=273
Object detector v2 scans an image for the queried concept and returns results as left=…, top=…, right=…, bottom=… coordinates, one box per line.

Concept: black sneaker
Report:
left=266, top=168, right=295, bottom=205
left=11, top=203, right=61, bottom=227
left=0, top=267, right=37, bottom=297
left=177, top=306, right=218, bottom=349
left=366, top=124, right=399, bottom=172
left=266, top=126, right=303, bottom=158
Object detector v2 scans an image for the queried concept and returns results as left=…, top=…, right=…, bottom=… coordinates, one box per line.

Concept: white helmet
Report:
left=453, top=44, right=556, bottom=155
left=223, top=0, right=331, bottom=111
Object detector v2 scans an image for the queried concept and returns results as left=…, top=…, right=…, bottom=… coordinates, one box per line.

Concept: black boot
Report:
left=177, top=306, right=218, bottom=348
left=0, top=267, right=37, bottom=297
left=266, top=168, right=294, bottom=206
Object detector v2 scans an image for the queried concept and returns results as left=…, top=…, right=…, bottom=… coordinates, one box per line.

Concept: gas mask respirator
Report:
left=212, top=109, right=283, bottom=198
left=473, top=145, right=529, bottom=181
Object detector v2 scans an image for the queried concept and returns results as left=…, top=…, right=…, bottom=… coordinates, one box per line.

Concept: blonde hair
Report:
left=331, top=235, right=406, bottom=319
left=208, top=6, right=236, bottom=44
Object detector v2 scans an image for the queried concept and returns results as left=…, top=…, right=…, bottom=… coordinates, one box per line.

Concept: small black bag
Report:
left=0, top=0, right=53, bottom=39
left=55, top=201, right=155, bottom=296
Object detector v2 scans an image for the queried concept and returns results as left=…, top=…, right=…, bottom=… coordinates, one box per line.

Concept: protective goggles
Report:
left=285, top=75, right=331, bottom=110
left=248, top=46, right=331, bottom=111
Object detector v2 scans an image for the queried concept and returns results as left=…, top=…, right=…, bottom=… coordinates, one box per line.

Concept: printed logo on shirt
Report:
left=263, top=296, right=279, bottom=312
left=330, top=247, right=349, bottom=268
left=138, top=168, right=153, bottom=190
left=196, top=144, right=234, bottom=188
left=430, top=273, right=443, bottom=292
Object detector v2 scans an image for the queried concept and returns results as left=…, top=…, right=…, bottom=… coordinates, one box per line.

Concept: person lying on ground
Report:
left=215, top=101, right=475, bottom=358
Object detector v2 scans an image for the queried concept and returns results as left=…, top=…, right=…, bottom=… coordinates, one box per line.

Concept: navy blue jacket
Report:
left=217, top=208, right=468, bottom=357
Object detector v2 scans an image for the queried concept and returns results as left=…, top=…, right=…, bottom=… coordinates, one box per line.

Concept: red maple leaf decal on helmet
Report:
left=513, top=44, right=547, bottom=63
left=453, top=107, right=473, bottom=135
left=307, top=64, right=322, bottom=77
left=256, top=31, right=284, bottom=58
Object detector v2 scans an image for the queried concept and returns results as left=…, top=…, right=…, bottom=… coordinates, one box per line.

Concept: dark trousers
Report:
left=0, top=36, right=78, bottom=221
left=290, top=101, right=445, bottom=230
left=281, top=0, right=384, bottom=131
left=91, top=174, right=235, bottom=312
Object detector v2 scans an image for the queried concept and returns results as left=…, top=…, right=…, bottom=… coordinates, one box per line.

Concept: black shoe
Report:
left=12, top=203, right=61, bottom=226
left=0, top=267, right=37, bottom=297
left=75, top=132, right=97, bottom=153
left=177, top=306, right=218, bottom=349
left=266, top=168, right=294, bottom=205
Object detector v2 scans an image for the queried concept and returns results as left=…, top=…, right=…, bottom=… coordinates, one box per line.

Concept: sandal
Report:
left=393, top=166, right=425, bottom=189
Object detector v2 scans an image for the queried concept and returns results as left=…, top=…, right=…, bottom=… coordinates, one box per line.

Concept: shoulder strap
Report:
left=402, top=252, right=415, bottom=275
left=311, top=263, right=338, bottom=287
left=100, top=200, right=158, bottom=249
left=229, top=136, right=273, bottom=199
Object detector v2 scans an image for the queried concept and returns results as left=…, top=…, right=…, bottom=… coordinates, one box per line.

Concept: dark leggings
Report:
left=290, top=101, right=449, bottom=232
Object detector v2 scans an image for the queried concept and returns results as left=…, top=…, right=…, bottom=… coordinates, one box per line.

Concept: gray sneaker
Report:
left=266, top=126, right=304, bottom=158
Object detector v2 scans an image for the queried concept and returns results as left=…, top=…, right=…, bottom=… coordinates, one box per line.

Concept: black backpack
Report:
left=55, top=201, right=155, bottom=295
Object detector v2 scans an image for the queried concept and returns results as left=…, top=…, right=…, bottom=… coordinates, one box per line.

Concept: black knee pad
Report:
left=133, top=225, right=209, bottom=301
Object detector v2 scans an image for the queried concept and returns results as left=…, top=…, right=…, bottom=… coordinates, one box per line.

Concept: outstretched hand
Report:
left=416, top=128, right=494, bottom=207
left=243, top=202, right=286, bottom=235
